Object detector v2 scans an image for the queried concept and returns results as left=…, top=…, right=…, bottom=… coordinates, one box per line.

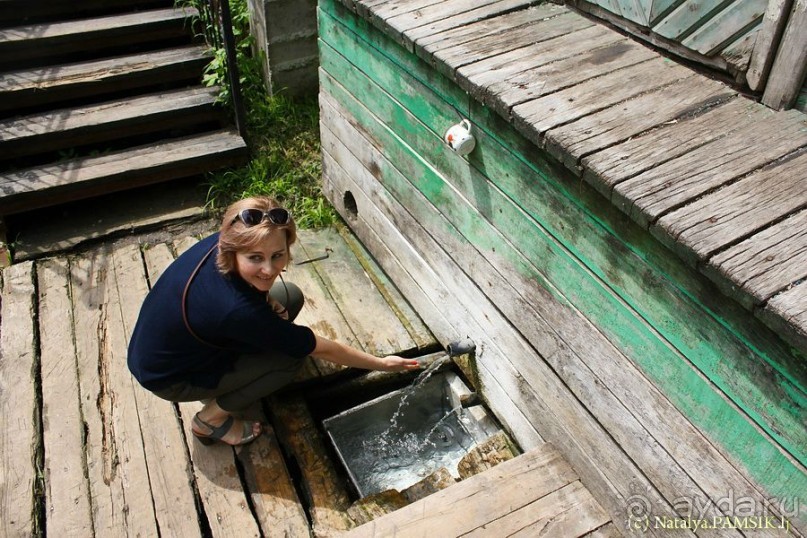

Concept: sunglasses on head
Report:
left=232, top=207, right=291, bottom=227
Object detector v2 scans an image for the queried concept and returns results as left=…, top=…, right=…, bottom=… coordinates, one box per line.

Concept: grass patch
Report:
left=180, top=0, right=336, bottom=228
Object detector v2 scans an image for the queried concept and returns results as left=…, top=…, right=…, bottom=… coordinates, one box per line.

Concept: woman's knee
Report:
left=269, top=279, right=305, bottom=320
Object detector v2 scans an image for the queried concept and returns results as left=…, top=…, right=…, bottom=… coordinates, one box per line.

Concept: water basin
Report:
left=322, top=370, right=499, bottom=497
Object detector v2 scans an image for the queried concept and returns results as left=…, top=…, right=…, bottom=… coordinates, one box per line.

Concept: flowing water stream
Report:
left=323, top=368, right=481, bottom=497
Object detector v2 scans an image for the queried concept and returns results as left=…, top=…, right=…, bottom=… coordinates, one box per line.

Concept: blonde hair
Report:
left=216, top=196, right=297, bottom=274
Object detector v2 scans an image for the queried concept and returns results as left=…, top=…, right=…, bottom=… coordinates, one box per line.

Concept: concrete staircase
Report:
left=0, top=0, right=247, bottom=240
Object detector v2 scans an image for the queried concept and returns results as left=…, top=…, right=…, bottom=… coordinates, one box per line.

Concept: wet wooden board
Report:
left=37, top=258, right=93, bottom=535
left=347, top=443, right=609, bottom=537
left=0, top=261, right=38, bottom=537
left=297, top=226, right=418, bottom=357
left=268, top=395, right=354, bottom=536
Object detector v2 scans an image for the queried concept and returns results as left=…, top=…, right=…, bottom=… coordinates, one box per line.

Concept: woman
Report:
left=128, top=196, right=419, bottom=446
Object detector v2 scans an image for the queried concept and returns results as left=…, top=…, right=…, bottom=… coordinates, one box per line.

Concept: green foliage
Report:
left=176, top=0, right=336, bottom=228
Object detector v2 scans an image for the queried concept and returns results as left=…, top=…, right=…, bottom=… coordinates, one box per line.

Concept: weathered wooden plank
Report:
left=512, top=55, right=693, bottom=147
left=746, top=0, right=793, bottom=91
left=337, top=226, right=436, bottom=351
left=680, top=0, right=766, bottom=55
left=464, top=480, right=611, bottom=538
left=580, top=97, right=760, bottom=196
left=584, top=522, right=623, bottom=538
left=268, top=395, right=354, bottom=536
left=177, top=401, right=261, bottom=538
left=0, top=7, right=194, bottom=63
left=318, top=62, right=807, bottom=528
left=457, top=23, right=621, bottom=98
left=70, top=247, right=126, bottom=535
left=132, top=243, right=204, bottom=538
left=721, top=24, right=760, bottom=74
left=762, top=0, right=807, bottom=109
left=286, top=229, right=362, bottom=349
left=486, top=39, right=659, bottom=120
left=613, top=109, right=807, bottom=227
left=400, top=0, right=542, bottom=53
left=705, top=209, right=807, bottom=308
left=364, top=0, right=443, bottom=29
left=416, top=2, right=565, bottom=60
left=142, top=241, right=177, bottom=286
left=0, top=261, right=39, bottom=537
left=70, top=246, right=153, bottom=535
left=346, top=444, right=580, bottom=537
left=296, top=227, right=417, bottom=357
left=383, top=0, right=504, bottom=49
left=37, top=258, right=93, bottom=536
left=237, top=426, right=311, bottom=537
left=433, top=11, right=594, bottom=81
left=545, top=75, right=735, bottom=174
left=654, top=151, right=807, bottom=266
left=761, top=282, right=807, bottom=354
left=91, top=243, right=160, bottom=535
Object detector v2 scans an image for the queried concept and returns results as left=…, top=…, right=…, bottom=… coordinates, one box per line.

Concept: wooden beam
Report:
left=0, top=261, right=39, bottom=537
left=746, top=0, right=794, bottom=91
left=762, top=0, right=807, bottom=109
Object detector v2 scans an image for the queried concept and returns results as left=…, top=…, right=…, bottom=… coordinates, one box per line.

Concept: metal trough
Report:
left=322, top=371, right=500, bottom=497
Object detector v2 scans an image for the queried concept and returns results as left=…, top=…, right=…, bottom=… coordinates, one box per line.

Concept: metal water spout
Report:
left=446, top=338, right=475, bottom=357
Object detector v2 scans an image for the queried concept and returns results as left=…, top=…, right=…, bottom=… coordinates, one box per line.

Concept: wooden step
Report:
left=0, top=129, right=247, bottom=215
left=0, top=86, right=222, bottom=160
left=346, top=443, right=612, bottom=537
left=0, top=7, right=197, bottom=69
left=0, top=0, right=173, bottom=27
left=0, top=45, right=211, bottom=115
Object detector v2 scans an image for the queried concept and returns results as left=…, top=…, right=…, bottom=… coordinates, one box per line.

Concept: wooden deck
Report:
left=340, top=0, right=807, bottom=358
left=0, top=223, right=612, bottom=537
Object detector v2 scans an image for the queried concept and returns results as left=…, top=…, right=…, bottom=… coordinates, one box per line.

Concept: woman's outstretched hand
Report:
left=380, top=355, right=421, bottom=372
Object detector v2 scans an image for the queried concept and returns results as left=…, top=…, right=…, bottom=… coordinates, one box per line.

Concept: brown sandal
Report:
left=192, top=413, right=261, bottom=446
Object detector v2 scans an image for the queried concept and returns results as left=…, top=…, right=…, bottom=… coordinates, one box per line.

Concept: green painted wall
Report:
left=318, top=0, right=807, bottom=527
